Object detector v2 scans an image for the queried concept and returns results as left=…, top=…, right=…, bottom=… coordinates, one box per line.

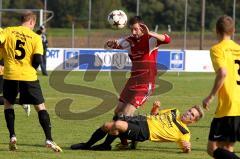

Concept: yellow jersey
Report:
left=0, top=27, right=4, bottom=75
left=0, top=27, right=3, bottom=65
left=0, top=47, right=4, bottom=75
left=0, top=26, right=43, bottom=81
left=210, top=40, right=240, bottom=117
left=147, top=108, right=190, bottom=149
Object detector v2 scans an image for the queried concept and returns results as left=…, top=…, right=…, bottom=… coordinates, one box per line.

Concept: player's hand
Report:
left=104, top=40, right=118, bottom=49
left=153, top=101, right=161, bottom=108
left=181, top=141, right=191, bottom=153
left=139, top=23, right=149, bottom=35
left=151, top=101, right=161, bottom=115
left=202, top=95, right=214, bottom=111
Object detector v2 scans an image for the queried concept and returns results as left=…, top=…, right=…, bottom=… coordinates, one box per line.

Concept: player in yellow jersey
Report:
left=0, top=38, right=30, bottom=116
left=202, top=15, right=240, bottom=159
left=71, top=101, right=204, bottom=153
left=0, top=11, right=62, bottom=152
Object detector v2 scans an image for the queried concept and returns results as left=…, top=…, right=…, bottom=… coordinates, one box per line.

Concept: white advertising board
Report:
left=46, top=48, right=215, bottom=72
left=46, top=48, right=64, bottom=70
left=185, top=50, right=214, bottom=72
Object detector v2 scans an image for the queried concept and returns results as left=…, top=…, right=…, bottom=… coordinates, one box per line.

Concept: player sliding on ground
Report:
left=71, top=101, right=204, bottom=153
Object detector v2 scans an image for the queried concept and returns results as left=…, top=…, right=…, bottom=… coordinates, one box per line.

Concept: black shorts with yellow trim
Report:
left=3, top=79, right=44, bottom=105
left=208, top=116, right=240, bottom=142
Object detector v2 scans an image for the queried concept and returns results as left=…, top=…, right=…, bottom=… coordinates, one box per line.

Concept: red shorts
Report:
left=119, top=80, right=155, bottom=108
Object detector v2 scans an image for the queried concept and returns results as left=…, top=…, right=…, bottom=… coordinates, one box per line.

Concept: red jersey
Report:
left=117, top=33, right=171, bottom=107
left=118, top=33, right=171, bottom=83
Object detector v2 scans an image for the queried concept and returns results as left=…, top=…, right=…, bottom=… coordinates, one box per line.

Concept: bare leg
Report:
left=207, top=141, right=239, bottom=159
left=114, top=101, right=136, bottom=116
left=114, top=101, right=136, bottom=146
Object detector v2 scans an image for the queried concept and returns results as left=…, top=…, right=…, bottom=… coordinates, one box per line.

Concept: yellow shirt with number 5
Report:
left=0, top=26, right=43, bottom=81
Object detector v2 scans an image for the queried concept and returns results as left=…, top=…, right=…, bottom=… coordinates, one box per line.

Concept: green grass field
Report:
left=0, top=72, right=239, bottom=159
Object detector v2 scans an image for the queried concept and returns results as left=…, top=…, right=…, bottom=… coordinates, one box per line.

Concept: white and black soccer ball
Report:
left=107, top=10, right=128, bottom=29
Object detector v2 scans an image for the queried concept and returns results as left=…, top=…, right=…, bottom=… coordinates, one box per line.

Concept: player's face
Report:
left=181, top=107, right=200, bottom=124
left=130, top=23, right=144, bottom=39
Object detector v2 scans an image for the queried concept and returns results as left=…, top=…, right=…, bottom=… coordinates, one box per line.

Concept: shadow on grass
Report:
left=189, top=125, right=210, bottom=128
left=0, top=143, right=56, bottom=153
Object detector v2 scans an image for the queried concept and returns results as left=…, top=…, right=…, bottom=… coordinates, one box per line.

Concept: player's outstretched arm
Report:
left=150, top=101, right=161, bottom=115
left=202, top=67, right=226, bottom=110
left=139, top=23, right=171, bottom=44
left=149, top=32, right=171, bottom=44
left=104, top=40, right=122, bottom=49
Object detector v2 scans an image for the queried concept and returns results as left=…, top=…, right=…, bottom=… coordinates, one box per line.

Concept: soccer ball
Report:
left=107, top=10, right=127, bottom=29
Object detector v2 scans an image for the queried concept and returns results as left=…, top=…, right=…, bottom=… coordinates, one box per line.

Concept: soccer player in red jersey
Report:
left=71, top=16, right=171, bottom=150
left=106, top=16, right=171, bottom=116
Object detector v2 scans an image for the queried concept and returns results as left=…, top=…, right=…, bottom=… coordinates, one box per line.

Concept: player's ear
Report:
left=29, top=19, right=34, bottom=26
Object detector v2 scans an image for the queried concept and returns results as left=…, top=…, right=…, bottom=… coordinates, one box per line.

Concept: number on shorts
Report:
left=15, top=40, right=26, bottom=60
left=235, top=60, right=240, bottom=85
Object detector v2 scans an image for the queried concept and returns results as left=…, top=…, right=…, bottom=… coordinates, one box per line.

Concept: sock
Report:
left=4, top=109, right=15, bottom=138
left=120, top=137, right=128, bottom=145
left=85, top=128, right=107, bottom=147
left=112, top=115, right=119, bottom=121
left=38, top=110, right=53, bottom=141
left=213, top=148, right=240, bottom=159
left=102, top=134, right=117, bottom=146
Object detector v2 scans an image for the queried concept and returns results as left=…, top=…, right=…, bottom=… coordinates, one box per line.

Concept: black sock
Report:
left=120, top=136, right=128, bottom=145
left=4, top=109, right=15, bottom=138
left=85, top=128, right=107, bottom=147
left=38, top=110, right=53, bottom=141
left=213, top=148, right=240, bottom=159
left=102, top=134, right=117, bottom=146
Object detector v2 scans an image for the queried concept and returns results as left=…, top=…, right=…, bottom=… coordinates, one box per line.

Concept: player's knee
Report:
left=114, top=120, right=126, bottom=132
left=222, top=144, right=234, bottom=152
left=207, top=148, right=213, bottom=156
left=102, top=122, right=114, bottom=132
left=207, top=144, right=215, bottom=157
left=4, top=99, right=13, bottom=108
left=34, top=103, right=46, bottom=112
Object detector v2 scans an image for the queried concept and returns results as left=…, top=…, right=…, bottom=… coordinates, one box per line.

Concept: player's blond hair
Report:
left=21, top=11, right=37, bottom=23
left=192, top=105, right=204, bottom=121
left=216, top=15, right=235, bottom=36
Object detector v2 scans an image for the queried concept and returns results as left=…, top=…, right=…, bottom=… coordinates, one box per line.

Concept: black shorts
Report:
left=119, top=115, right=150, bottom=142
left=208, top=116, right=240, bottom=142
left=3, top=79, right=45, bottom=105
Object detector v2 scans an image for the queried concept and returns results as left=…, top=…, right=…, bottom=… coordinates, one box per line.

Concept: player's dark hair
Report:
left=216, top=15, right=235, bottom=36
left=21, top=11, right=37, bottom=23
left=128, top=16, right=144, bottom=26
